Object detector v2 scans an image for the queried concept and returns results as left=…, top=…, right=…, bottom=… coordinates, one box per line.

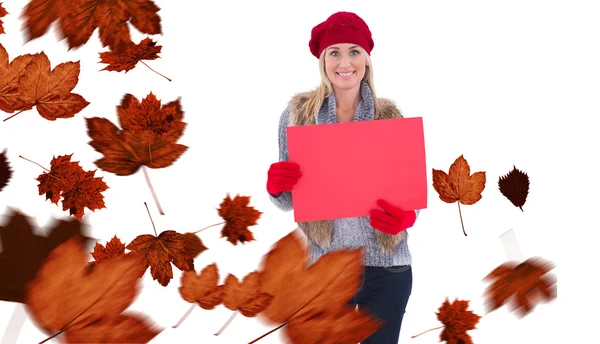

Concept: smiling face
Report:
left=324, top=43, right=368, bottom=91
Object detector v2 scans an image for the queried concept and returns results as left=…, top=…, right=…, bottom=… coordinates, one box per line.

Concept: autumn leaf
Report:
left=98, top=37, right=170, bottom=81
left=222, top=271, right=273, bottom=317
left=179, top=263, right=225, bottom=310
left=36, top=154, right=109, bottom=220
left=483, top=257, right=557, bottom=317
left=0, top=2, right=7, bottom=34
left=182, top=232, right=208, bottom=258
left=498, top=165, right=530, bottom=211
left=0, top=148, right=12, bottom=192
left=0, top=44, right=36, bottom=113
left=126, top=230, right=196, bottom=286
left=0, top=209, right=93, bottom=303
left=90, top=235, right=126, bottom=264
left=21, top=0, right=162, bottom=54
left=255, top=231, right=381, bottom=343
left=24, top=237, right=162, bottom=342
left=432, top=155, right=486, bottom=236
left=218, top=194, right=262, bottom=245
left=436, top=298, right=481, bottom=344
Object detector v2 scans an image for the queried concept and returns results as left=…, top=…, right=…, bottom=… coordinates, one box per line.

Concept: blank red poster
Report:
left=287, top=117, right=427, bottom=222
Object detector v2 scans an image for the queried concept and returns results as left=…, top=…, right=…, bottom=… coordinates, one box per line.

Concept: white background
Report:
left=1, top=0, right=598, bottom=343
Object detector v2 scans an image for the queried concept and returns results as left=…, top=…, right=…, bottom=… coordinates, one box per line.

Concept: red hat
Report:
left=309, top=11, right=374, bottom=58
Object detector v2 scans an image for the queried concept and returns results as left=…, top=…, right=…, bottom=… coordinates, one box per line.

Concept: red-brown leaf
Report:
left=99, top=37, right=162, bottom=72
left=498, top=165, right=530, bottom=211
left=0, top=148, right=12, bottom=192
left=179, top=263, right=224, bottom=310
left=218, top=194, right=262, bottom=245
left=90, top=235, right=126, bottom=264
left=0, top=44, right=36, bottom=113
left=436, top=298, right=481, bottom=344
left=0, top=2, right=7, bottom=34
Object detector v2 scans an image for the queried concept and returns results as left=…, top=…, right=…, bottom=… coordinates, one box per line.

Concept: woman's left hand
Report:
left=369, top=199, right=416, bottom=235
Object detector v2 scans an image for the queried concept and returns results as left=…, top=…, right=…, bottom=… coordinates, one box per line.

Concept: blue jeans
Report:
left=347, top=265, right=413, bottom=343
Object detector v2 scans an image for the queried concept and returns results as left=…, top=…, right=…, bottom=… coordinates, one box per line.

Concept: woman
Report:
left=266, top=11, right=420, bottom=343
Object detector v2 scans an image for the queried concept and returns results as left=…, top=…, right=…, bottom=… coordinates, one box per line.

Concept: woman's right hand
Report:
left=267, top=161, right=302, bottom=196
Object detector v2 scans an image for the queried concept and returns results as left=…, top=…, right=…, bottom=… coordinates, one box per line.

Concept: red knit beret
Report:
left=309, top=11, right=374, bottom=58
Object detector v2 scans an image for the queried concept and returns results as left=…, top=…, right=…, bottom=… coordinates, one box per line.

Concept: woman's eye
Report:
left=331, top=51, right=339, bottom=56
left=351, top=50, right=359, bottom=55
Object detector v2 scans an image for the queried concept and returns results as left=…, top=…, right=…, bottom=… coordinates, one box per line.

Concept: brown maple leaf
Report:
left=218, top=194, right=262, bottom=245
left=498, top=165, right=530, bottom=211
left=0, top=209, right=94, bottom=303
left=222, top=271, right=273, bottom=317
left=182, top=232, right=208, bottom=258
left=24, top=237, right=162, bottom=342
left=21, top=0, right=162, bottom=54
left=0, top=2, right=7, bottom=34
left=0, top=148, right=12, bottom=192
left=483, top=257, right=556, bottom=317
left=126, top=230, right=195, bottom=286
left=179, top=263, right=225, bottom=310
left=36, top=154, right=109, bottom=220
left=90, top=235, right=126, bottom=264
left=255, top=231, right=381, bottom=343
left=432, top=155, right=486, bottom=236
left=0, top=44, right=36, bottom=113
left=436, top=298, right=481, bottom=344
left=99, top=37, right=164, bottom=74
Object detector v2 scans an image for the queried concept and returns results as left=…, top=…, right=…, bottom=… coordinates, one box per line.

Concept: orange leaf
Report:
left=0, top=3, right=7, bottom=34
left=126, top=230, right=195, bottom=286
left=64, top=313, right=160, bottom=343
left=432, top=155, right=486, bottom=235
left=222, top=271, right=273, bottom=317
left=24, top=237, right=162, bottom=342
left=99, top=37, right=162, bottom=72
left=436, top=298, right=481, bottom=344
left=179, top=263, right=224, bottom=310
left=36, top=154, right=109, bottom=220
left=0, top=148, right=12, bottom=192
left=218, top=194, right=262, bottom=245
left=483, top=257, right=557, bottom=317
left=21, top=0, right=162, bottom=54
left=0, top=44, right=36, bottom=113
left=182, top=232, right=208, bottom=258
left=90, top=235, right=126, bottom=264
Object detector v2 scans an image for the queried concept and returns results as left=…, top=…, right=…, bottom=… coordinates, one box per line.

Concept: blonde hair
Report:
left=298, top=46, right=381, bottom=122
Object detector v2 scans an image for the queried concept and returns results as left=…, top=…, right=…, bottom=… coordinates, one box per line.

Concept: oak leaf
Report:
left=36, top=154, right=109, bottom=219
left=256, top=231, right=381, bottom=343
left=0, top=209, right=93, bottom=303
left=24, top=237, right=162, bottom=342
left=432, top=155, right=486, bottom=236
left=218, top=194, right=262, bottom=245
left=126, top=230, right=195, bottom=286
left=0, top=148, right=12, bottom=192
left=436, top=298, right=481, bottom=344
left=0, top=44, right=36, bottom=113
left=90, top=235, right=126, bottom=264
left=498, top=165, right=530, bottom=211
left=179, top=263, right=224, bottom=310
left=99, top=37, right=162, bottom=72
left=0, top=2, right=7, bottom=34
left=483, top=257, right=557, bottom=317
left=222, top=271, right=273, bottom=317
left=21, top=0, right=162, bottom=54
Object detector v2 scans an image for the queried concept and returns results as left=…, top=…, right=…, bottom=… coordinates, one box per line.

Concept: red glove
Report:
left=267, top=161, right=302, bottom=196
left=369, top=199, right=416, bottom=235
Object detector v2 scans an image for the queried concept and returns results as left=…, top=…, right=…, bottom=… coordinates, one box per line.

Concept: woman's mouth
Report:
left=336, top=71, right=355, bottom=78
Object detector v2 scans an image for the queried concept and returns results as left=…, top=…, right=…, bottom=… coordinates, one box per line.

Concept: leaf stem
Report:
left=214, top=310, right=238, bottom=336
left=39, top=330, right=63, bottom=344
left=19, top=155, right=50, bottom=172
left=3, top=109, right=26, bottom=122
left=194, top=221, right=225, bottom=234
left=457, top=201, right=467, bottom=236
left=142, top=166, right=164, bottom=215
left=248, top=322, right=287, bottom=344
left=172, top=304, right=195, bottom=328
left=411, top=325, right=443, bottom=338
left=141, top=61, right=171, bottom=82
left=144, top=202, right=158, bottom=236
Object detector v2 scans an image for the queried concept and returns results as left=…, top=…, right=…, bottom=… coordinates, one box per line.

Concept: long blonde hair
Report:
left=298, top=47, right=381, bottom=122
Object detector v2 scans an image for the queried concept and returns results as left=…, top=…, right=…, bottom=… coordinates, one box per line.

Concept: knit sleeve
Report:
left=268, top=104, right=294, bottom=212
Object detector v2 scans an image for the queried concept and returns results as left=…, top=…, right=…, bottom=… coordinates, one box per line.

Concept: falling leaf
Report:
left=90, top=235, right=126, bottom=264
left=432, top=155, right=486, bottom=235
left=0, top=2, right=7, bottom=34
left=0, top=209, right=93, bottom=303
left=21, top=0, right=162, bottom=54
left=222, top=271, right=273, bottom=317
left=0, top=148, right=12, bottom=192
left=86, top=92, right=188, bottom=176
left=218, top=194, right=262, bottom=245
left=436, top=298, right=481, bottom=344
left=498, top=165, right=530, bottom=211
left=126, top=230, right=195, bottom=286
left=179, top=263, right=225, bottom=310
left=36, top=154, right=109, bottom=220
left=256, top=231, right=381, bottom=343
left=182, top=232, right=208, bottom=258
left=483, top=257, right=557, bottom=317
left=99, top=37, right=162, bottom=72
left=24, top=237, right=162, bottom=342
left=0, top=44, right=36, bottom=113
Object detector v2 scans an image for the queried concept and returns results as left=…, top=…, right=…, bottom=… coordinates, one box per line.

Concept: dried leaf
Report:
left=179, top=263, right=224, bottom=310
left=0, top=44, right=36, bottom=113
left=24, top=237, right=162, bottom=342
left=182, top=232, right=207, bottom=258
left=218, top=194, right=262, bottom=245
left=0, top=209, right=93, bottom=303
left=498, top=165, right=529, bottom=211
left=126, top=230, right=195, bottom=286
left=436, top=298, right=481, bottom=344
left=0, top=2, right=7, bottom=34
left=222, top=271, right=273, bottom=317
left=99, top=37, right=162, bottom=72
left=90, top=235, right=126, bottom=264
left=64, top=312, right=160, bottom=343
left=0, top=148, right=13, bottom=192
left=21, top=0, right=162, bottom=54
left=483, top=257, right=557, bottom=317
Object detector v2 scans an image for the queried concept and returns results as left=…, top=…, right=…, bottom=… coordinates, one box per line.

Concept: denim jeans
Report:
left=347, top=265, right=413, bottom=343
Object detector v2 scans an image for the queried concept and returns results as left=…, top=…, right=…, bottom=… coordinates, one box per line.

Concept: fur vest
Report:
left=287, top=89, right=408, bottom=254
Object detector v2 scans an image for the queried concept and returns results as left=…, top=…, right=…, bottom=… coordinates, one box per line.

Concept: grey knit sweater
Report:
left=269, top=82, right=420, bottom=267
